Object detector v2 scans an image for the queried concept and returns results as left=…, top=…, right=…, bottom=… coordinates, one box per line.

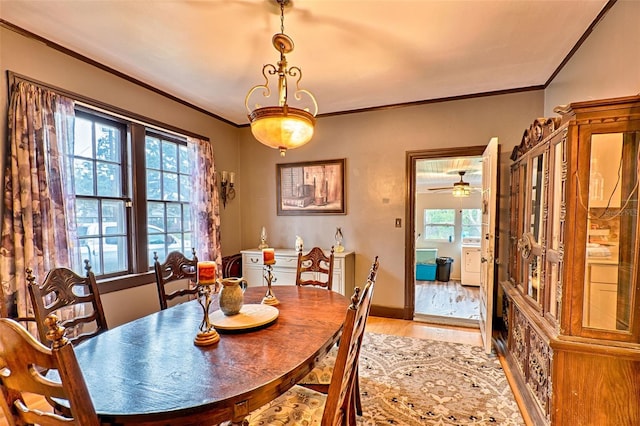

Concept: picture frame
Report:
left=276, top=158, right=346, bottom=215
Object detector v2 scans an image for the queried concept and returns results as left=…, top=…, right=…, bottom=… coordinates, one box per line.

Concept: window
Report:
left=73, top=110, right=193, bottom=278
left=461, top=208, right=482, bottom=239
left=74, top=112, right=128, bottom=276
left=145, top=133, right=192, bottom=265
left=423, top=209, right=455, bottom=242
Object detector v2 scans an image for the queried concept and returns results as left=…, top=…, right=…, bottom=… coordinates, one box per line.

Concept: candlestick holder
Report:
left=194, top=281, right=221, bottom=346
left=261, top=264, right=280, bottom=306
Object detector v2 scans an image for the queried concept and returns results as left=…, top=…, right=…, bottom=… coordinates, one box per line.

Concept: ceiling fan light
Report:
left=452, top=171, right=471, bottom=197
left=452, top=184, right=471, bottom=197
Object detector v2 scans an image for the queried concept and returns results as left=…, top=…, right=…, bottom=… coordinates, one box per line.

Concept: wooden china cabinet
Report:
left=499, top=96, right=640, bottom=425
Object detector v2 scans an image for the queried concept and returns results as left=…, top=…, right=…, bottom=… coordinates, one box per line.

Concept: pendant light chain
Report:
left=280, top=1, right=285, bottom=34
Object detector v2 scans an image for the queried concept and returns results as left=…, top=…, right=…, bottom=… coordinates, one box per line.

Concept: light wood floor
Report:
left=415, top=280, right=480, bottom=320
left=1, top=316, right=531, bottom=426
left=366, top=315, right=482, bottom=345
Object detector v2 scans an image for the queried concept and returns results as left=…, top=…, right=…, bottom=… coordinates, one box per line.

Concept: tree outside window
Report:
left=423, top=209, right=455, bottom=242
left=462, top=208, right=482, bottom=239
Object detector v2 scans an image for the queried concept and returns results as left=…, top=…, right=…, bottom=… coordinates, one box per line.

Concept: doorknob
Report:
left=481, top=257, right=488, bottom=263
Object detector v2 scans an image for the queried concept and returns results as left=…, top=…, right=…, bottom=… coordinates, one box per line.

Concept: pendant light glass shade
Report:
left=249, top=105, right=316, bottom=155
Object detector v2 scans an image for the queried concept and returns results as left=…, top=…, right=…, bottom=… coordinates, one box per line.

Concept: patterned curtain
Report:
left=0, top=80, right=78, bottom=322
left=188, top=136, right=222, bottom=277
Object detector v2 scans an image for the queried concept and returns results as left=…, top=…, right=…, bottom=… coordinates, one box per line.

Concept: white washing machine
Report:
left=461, top=245, right=481, bottom=286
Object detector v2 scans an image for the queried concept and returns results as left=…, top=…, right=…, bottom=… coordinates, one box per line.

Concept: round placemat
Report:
left=210, top=304, right=279, bottom=330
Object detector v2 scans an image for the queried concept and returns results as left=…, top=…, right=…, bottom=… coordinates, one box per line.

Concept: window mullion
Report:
left=130, top=123, right=148, bottom=272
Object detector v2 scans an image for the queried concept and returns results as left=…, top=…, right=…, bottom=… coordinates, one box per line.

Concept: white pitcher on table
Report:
left=217, top=277, right=247, bottom=316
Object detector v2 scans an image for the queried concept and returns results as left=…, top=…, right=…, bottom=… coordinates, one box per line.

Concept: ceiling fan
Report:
left=426, top=171, right=478, bottom=197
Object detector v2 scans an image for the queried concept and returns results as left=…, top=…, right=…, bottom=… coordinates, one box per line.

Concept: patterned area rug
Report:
left=357, top=333, right=524, bottom=425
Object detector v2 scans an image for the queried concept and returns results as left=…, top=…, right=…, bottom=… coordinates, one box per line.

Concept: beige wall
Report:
left=544, top=0, right=640, bottom=114
left=239, top=91, right=544, bottom=311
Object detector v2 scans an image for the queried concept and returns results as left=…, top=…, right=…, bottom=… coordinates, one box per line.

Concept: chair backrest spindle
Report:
left=296, top=246, right=335, bottom=290
left=27, top=263, right=108, bottom=346
left=154, top=248, right=199, bottom=310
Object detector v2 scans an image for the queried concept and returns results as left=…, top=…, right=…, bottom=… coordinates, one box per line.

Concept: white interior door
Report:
left=479, top=137, right=499, bottom=354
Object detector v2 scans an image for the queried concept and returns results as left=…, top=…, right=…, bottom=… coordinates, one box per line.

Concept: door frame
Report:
left=404, top=145, right=488, bottom=320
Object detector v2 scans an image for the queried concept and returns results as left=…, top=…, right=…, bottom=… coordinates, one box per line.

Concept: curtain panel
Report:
left=188, top=137, right=222, bottom=275
left=0, top=80, right=77, bottom=322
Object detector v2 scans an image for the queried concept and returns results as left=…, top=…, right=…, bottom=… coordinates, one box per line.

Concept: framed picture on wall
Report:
left=276, top=158, right=346, bottom=215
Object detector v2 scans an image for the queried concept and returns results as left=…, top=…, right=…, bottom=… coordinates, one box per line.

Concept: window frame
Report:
left=73, top=109, right=131, bottom=278
left=144, top=130, right=193, bottom=266
left=423, top=208, right=456, bottom=242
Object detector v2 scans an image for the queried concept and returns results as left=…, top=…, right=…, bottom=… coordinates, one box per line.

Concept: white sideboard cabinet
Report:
left=240, top=249, right=355, bottom=296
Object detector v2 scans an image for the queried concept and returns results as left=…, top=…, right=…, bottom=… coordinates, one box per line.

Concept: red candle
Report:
left=262, top=248, right=275, bottom=265
left=197, top=261, right=217, bottom=284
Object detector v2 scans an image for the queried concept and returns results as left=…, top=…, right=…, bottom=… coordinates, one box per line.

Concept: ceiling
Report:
left=416, top=156, right=483, bottom=193
left=1, top=0, right=610, bottom=127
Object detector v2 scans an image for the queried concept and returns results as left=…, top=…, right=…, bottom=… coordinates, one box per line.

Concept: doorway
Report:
left=405, top=147, right=486, bottom=328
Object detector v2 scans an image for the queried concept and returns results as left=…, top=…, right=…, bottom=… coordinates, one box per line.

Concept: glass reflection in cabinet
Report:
left=582, top=132, right=638, bottom=331
left=527, top=152, right=546, bottom=304
left=519, top=162, right=528, bottom=288
left=547, top=139, right=565, bottom=319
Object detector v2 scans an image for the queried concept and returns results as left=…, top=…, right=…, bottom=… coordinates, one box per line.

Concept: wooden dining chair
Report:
left=154, top=248, right=199, bottom=310
left=297, top=256, right=379, bottom=416
left=244, top=261, right=377, bottom=425
left=0, top=314, right=100, bottom=425
left=295, top=246, right=335, bottom=290
left=27, top=261, right=108, bottom=346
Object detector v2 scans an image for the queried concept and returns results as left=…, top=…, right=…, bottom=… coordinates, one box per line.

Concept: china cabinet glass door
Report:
left=523, top=149, right=547, bottom=307
left=582, top=131, right=639, bottom=333
left=545, top=133, right=566, bottom=321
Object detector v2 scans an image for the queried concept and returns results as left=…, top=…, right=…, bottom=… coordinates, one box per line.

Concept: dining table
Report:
left=70, top=285, right=350, bottom=425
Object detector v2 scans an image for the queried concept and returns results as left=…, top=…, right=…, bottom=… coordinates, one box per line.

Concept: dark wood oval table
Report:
left=72, top=286, right=350, bottom=425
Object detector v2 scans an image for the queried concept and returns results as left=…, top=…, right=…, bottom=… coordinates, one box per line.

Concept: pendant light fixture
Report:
left=452, top=171, right=471, bottom=197
left=245, top=0, right=318, bottom=156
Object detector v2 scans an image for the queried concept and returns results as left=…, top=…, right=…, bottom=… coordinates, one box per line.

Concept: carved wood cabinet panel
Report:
left=500, top=96, right=640, bottom=425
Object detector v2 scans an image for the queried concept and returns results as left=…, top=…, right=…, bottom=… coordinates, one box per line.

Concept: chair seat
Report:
left=245, top=385, right=326, bottom=425
left=298, top=344, right=338, bottom=385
